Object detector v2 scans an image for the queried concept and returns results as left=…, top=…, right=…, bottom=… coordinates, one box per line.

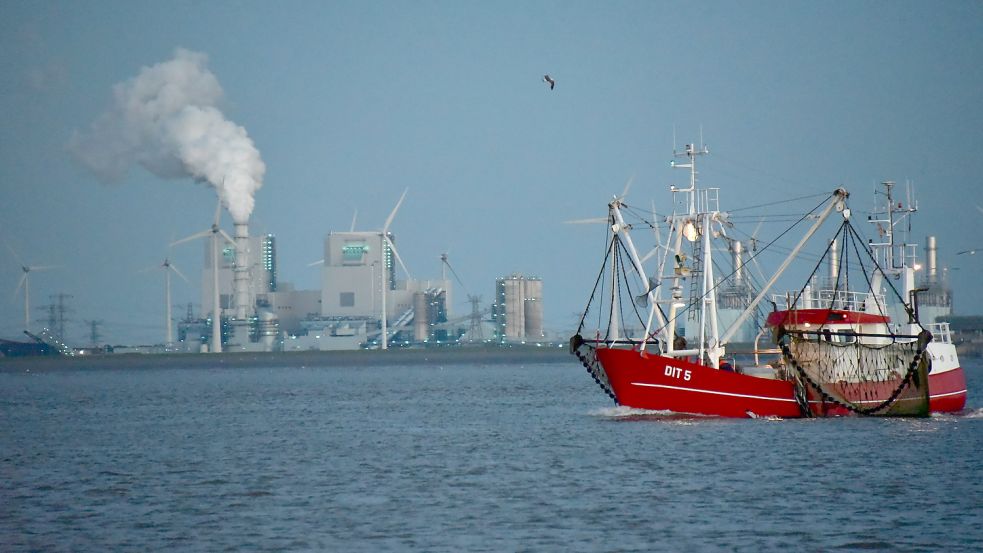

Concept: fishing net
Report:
left=778, top=328, right=931, bottom=416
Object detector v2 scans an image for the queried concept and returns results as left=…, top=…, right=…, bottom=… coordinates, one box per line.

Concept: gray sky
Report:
left=1, top=1, right=981, bottom=345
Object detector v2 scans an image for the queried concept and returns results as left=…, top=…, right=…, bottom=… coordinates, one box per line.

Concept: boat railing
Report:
left=771, top=289, right=881, bottom=312
left=697, top=187, right=720, bottom=214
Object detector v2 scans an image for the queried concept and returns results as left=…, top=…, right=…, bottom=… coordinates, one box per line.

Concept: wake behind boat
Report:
left=570, top=145, right=967, bottom=418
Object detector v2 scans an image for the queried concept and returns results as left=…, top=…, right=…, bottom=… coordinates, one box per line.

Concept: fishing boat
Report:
left=570, top=145, right=967, bottom=417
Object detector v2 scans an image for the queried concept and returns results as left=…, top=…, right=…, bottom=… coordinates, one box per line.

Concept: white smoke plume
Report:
left=69, top=48, right=264, bottom=223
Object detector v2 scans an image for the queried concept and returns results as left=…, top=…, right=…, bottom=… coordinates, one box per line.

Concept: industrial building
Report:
left=715, top=240, right=760, bottom=345
left=491, top=274, right=545, bottom=343
left=917, top=235, right=953, bottom=324
left=177, top=226, right=478, bottom=352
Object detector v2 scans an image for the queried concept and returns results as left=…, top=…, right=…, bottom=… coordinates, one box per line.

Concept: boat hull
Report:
left=593, top=348, right=803, bottom=418
left=591, top=347, right=967, bottom=418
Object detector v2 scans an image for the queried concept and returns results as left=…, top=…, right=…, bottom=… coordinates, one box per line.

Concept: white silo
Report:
left=523, top=278, right=544, bottom=339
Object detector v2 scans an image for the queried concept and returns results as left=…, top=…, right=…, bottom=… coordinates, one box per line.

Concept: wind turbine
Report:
left=140, top=257, right=189, bottom=346
left=562, top=174, right=634, bottom=225
left=6, top=241, right=57, bottom=332
left=171, top=200, right=234, bottom=353
left=379, top=188, right=412, bottom=350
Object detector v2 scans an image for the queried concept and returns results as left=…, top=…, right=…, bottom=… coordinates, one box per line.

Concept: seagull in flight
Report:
left=543, top=74, right=555, bottom=90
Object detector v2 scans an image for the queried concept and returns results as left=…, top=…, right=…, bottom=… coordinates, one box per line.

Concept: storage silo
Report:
left=503, top=276, right=525, bottom=339
left=523, top=278, right=544, bottom=339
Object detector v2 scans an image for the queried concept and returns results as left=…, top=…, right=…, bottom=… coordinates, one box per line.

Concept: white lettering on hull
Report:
left=663, top=365, right=692, bottom=381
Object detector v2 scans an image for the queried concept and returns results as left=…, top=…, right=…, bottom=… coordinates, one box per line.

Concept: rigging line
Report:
left=604, top=237, right=618, bottom=342
left=723, top=194, right=834, bottom=287
left=616, top=242, right=649, bottom=331
left=788, top=220, right=843, bottom=324
left=651, top=194, right=836, bottom=340
left=728, top=192, right=830, bottom=213
left=845, top=221, right=920, bottom=330
left=577, top=230, right=616, bottom=334
left=727, top=213, right=823, bottom=221
left=619, top=204, right=666, bottom=230
left=711, top=152, right=821, bottom=190
left=843, top=221, right=900, bottom=341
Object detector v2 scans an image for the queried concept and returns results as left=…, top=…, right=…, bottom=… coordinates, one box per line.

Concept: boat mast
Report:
left=867, top=180, right=919, bottom=324
left=665, top=143, right=715, bottom=360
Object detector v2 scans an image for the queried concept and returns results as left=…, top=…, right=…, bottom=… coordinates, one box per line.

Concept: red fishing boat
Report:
left=571, top=146, right=966, bottom=417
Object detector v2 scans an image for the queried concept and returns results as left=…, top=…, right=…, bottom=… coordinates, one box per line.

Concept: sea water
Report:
left=2, top=358, right=981, bottom=552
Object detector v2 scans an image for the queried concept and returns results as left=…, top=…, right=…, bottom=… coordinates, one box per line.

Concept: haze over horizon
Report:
left=2, top=1, right=981, bottom=346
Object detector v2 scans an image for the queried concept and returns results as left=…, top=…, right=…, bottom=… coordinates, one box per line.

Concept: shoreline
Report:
left=0, top=345, right=572, bottom=372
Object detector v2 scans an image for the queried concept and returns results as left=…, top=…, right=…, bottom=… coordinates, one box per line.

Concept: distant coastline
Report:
left=0, top=345, right=571, bottom=372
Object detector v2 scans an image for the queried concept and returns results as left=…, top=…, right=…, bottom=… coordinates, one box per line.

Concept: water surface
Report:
left=2, top=358, right=981, bottom=551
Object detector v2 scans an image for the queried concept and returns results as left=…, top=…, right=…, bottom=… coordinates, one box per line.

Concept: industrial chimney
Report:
left=233, top=222, right=251, bottom=320
left=731, top=240, right=744, bottom=286
left=926, top=235, right=938, bottom=285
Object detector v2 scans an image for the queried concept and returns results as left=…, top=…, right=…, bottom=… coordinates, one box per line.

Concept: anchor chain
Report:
left=571, top=335, right=616, bottom=402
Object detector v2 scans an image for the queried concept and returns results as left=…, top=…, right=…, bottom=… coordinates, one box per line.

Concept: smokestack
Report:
left=829, top=238, right=839, bottom=280
left=234, top=222, right=251, bottom=320
left=732, top=241, right=744, bottom=285
left=926, top=235, right=938, bottom=284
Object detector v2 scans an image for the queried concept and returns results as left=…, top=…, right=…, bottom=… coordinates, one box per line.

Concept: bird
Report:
left=543, top=74, right=555, bottom=90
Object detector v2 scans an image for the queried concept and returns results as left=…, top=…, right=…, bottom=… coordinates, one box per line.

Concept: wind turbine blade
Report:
left=640, top=246, right=660, bottom=264
left=28, top=265, right=59, bottom=272
left=564, top=217, right=609, bottom=225
left=385, top=235, right=412, bottom=279
left=977, top=205, right=983, bottom=217
left=383, top=188, right=409, bottom=233
left=4, top=239, right=23, bottom=266
left=751, top=218, right=764, bottom=239
left=651, top=200, right=663, bottom=246
left=136, top=264, right=159, bottom=274
left=218, top=229, right=236, bottom=245
left=618, top=174, right=635, bottom=200
left=750, top=218, right=764, bottom=250
left=350, top=208, right=358, bottom=232
left=169, top=263, right=190, bottom=283
left=308, top=259, right=325, bottom=267
left=171, top=229, right=211, bottom=247
left=13, top=274, right=26, bottom=298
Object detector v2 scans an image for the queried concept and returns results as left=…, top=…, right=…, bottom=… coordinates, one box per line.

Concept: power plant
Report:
left=169, top=193, right=548, bottom=352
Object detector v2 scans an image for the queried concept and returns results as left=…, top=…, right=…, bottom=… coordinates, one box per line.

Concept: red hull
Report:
left=592, top=348, right=967, bottom=418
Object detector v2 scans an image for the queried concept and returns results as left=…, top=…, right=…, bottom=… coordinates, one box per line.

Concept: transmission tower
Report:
left=467, top=294, right=485, bottom=342
left=39, top=302, right=58, bottom=334
left=52, top=293, right=73, bottom=341
left=83, top=319, right=104, bottom=347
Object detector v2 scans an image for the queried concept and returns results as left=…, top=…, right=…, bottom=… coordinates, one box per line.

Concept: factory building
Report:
left=278, top=230, right=453, bottom=350
left=917, top=235, right=952, bottom=323
left=492, top=274, right=544, bottom=342
left=201, top=233, right=277, bottom=314
left=715, top=240, right=759, bottom=344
